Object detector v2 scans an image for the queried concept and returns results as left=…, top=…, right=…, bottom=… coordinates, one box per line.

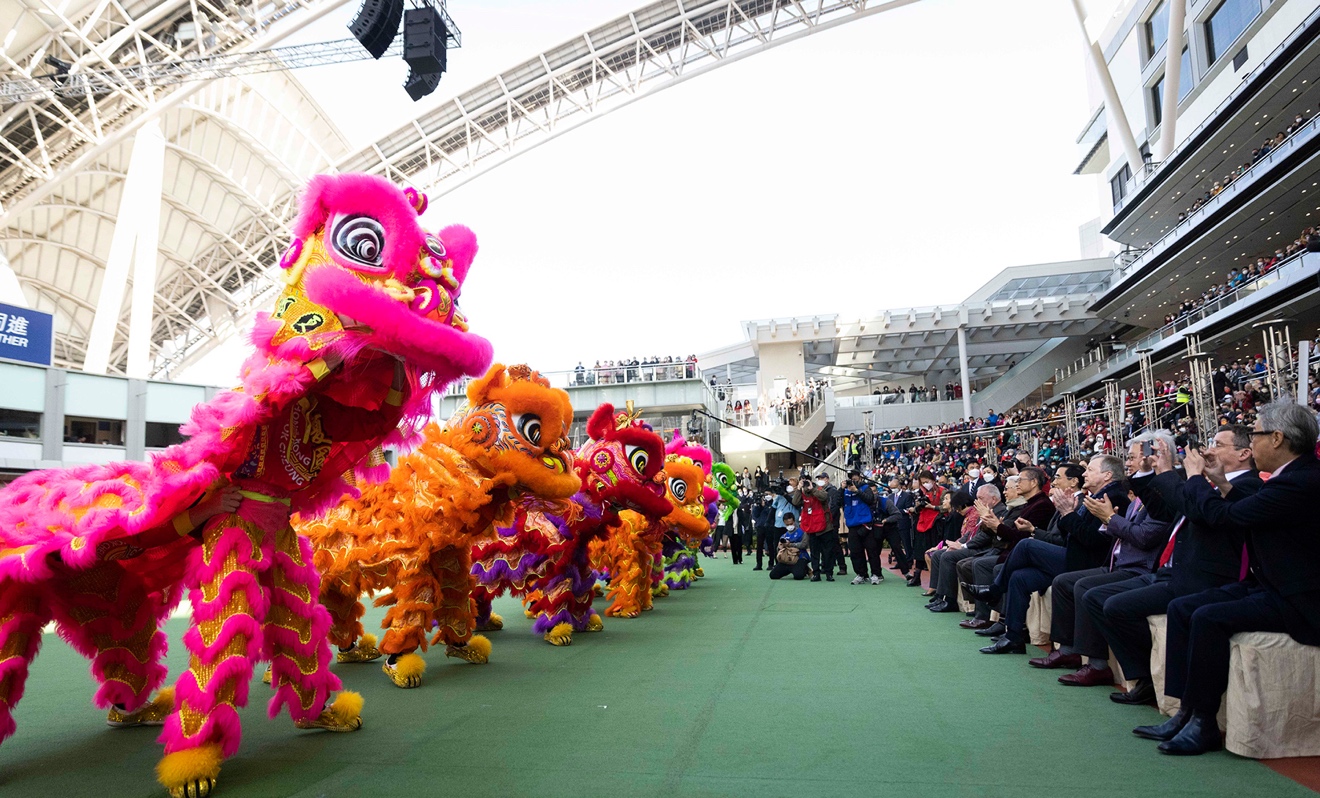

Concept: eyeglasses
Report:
left=1248, top=430, right=1276, bottom=437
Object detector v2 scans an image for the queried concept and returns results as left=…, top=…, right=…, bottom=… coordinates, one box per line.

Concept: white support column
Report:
left=84, top=121, right=166, bottom=375
left=957, top=325, right=972, bottom=420
left=1298, top=340, right=1310, bottom=406
left=1157, top=0, right=1188, bottom=160
left=126, top=122, right=165, bottom=379
left=1070, top=0, right=1145, bottom=177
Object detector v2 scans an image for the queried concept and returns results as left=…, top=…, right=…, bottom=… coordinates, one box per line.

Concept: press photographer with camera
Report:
left=769, top=512, right=811, bottom=580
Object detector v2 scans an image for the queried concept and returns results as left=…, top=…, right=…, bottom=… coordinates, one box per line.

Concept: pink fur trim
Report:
left=293, top=174, right=426, bottom=282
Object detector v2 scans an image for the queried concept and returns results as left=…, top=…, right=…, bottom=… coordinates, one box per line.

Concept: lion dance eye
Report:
left=668, top=478, right=687, bottom=503
left=625, top=445, right=649, bottom=474
left=424, top=235, right=447, bottom=259
left=514, top=413, right=542, bottom=447
left=331, top=215, right=385, bottom=268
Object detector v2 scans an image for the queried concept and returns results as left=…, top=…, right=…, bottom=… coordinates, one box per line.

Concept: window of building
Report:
left=64, top=416, right=125, bottom=446
left=0, top=409, right=41, bottom=439
left=1111, top=163, right=1133, bottom=208
left=1177, top=45, right=1193, bottom=100
left=1151, top=78, right=1165, bottom=127
left=1146, top=1, right=1170, bottom=58
left=145, top=422, right=187, bottom=448
left=1206, top=0, right=1261, bottom=65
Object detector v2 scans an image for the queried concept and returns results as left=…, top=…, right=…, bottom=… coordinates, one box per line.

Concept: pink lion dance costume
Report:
left=470, top=404, right=673, bottom=646
left=0, top=174, right=493, bottom=798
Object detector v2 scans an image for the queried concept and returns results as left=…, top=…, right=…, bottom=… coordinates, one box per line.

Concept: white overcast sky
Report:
left=182, top=0, right=1115, bottom=383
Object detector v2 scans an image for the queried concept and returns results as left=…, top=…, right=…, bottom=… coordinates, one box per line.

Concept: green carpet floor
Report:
left=0, top=557, right=1311, bottom=797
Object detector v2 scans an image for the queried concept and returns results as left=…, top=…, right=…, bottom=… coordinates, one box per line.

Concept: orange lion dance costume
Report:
left=298, top=363, right=580, bottom=688
left=0, top=174, right=494, bottom=798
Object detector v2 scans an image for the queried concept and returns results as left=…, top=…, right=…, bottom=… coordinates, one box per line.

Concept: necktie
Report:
left=1239, top=543, right=1249, bottom=582
left=1158, top=517, right=1184, bottom=568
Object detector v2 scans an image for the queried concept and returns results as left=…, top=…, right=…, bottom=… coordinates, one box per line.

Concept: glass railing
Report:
left=731, top=387, right=829, bottom=428
left=1110, top=115, right=1320, bottom=288
left=1054, top=252, right=1311, bottom=386
left=835, top=393, right=961, bottom=408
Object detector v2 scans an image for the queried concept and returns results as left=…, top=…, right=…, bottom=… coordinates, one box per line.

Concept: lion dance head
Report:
left=575, top=404, right=671, bottom=519
left=444, top=364, right=581, bottom=500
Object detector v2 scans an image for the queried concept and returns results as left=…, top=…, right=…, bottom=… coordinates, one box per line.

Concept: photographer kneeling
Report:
left=769, top=513, right=811, bottom=580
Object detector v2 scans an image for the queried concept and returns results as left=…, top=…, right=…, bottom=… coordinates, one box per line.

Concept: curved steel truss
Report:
left=339, top=0, right=918, bottom=195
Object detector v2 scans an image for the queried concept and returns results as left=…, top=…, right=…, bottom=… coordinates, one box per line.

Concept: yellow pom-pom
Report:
left=544, top=622, right=573, bottom=646
left=156, top=743, right=223, bottom=790
left=152, top=687, right=176, bottom=712
left=467, top=634, right=492, bottom=660
left=393, top=654, right=426, bottom=680
left=360, top=633, right=378, bottom=648
left=328, top=691, right=364, bottom=725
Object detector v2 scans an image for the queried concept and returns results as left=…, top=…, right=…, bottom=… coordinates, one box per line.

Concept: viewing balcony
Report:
left=1054, top=251, right=1320, bottom=396
left=719, top=388, right=833, bottom=457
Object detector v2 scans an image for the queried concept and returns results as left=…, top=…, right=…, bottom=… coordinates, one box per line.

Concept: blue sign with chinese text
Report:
left=0, top=302, right=54, bottom=367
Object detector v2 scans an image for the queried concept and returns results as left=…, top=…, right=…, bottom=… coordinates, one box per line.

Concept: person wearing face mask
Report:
left=751, top=492, right=777, bottom=571
left=907, top=472, right=943, bottom=586
left=843, top=470, right=884, bottom=585
left=792, top=469, right=839, bottom=581
left=769, top=513, right=811, bottom=580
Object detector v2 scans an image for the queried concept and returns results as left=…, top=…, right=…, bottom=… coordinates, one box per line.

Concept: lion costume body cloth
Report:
left=590, top=449, right=710, bottom=618
left=0, top=174, right=494, bottom=797
left=654, top=433, right=718, bottom=593
left=297, top=364, right=580, bottom=687
left=470, top=404, right=673, bottom=645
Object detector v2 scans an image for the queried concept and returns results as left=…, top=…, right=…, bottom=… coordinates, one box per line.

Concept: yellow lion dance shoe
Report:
left=157, top=742, right=223, bottom=798
left=336, top=633, right=382, bottom=664
left=294, top=691, right=364, bottom=731
left=476, top=612, right=503, bottom=632
left=381, top=654, right=426, bottom=688
left=544, top=622, right=573, bottom=646
left=585, top=613, right=604, bottom=632
left=106, top=688, right=174, bottom=728
left=444, top=635, right=491, bottom=664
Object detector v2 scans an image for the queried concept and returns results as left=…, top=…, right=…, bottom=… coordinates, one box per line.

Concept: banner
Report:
left=0, top=302, right=54, bottom=367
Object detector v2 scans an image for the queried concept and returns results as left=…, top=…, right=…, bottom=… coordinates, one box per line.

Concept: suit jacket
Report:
left=1135, top=469, right=1263, bottom=595
left=965, top=503, right=1010, bottom=552
left=892, top=490, right=914, bottom=532
left=992, top=492, right=1055, bottom=562
left=1183, top=453, right=1320, bottom=645
left=1057, top=480, right=1130, bottom=573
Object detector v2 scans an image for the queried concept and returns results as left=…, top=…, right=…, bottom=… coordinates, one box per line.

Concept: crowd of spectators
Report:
left=1174, top=112, right=1311, bottom=223
left=1162, top=221, right=1320, bottom=326
left=723, top=385, right=1320, bottom=758
left=719, top=378, right=831, bottom=426
left=870, top=382, right=967, bottom=403
left=574, top=355, right=698, bottom=385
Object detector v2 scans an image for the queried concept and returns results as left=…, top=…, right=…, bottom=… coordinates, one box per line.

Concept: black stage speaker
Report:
left=348, top=0, right=404, bottom=59
left=401, top=6, right=447, bottom=100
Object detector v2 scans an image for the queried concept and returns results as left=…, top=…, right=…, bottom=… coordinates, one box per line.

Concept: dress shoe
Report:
left=974, top=621, right=1007, bottom=637
left=1058, top=666, right=1116, bottom=687
left=925, top=598, right=943, bottom=608
left=960, top=618, right=993, bottom=630
left=1157, top=714, right=1223, bottom=755
left=810, top=575, right=821, bottom=582
left=1028, top=649, right=1083, bottom=669
left=1110, top=680, right=1156, bottom=705
left=1133, top=708, right=1189, bottom=741
left=979, top=637, right=1025, bottom=654
left=960, top=582, right=999, bottom=603
left=906, top=573, right=922, bottom=587
left=930, top=601, right=958, bottom=613
left=921, top=589, right=936, bottom=598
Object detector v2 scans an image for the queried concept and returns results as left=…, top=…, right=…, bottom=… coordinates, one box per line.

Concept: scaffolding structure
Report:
left=1103, top=378, right=1124, bottom=445
left=1183, top=335, right=1218, bottom=445
left=862, top=411, right=875, bottom=471
left=1063, top=393, right=1078, bottom=460
left=1254, top=319, right=1296, bottom=401
left=1137, top=349, right=1158, bottom=433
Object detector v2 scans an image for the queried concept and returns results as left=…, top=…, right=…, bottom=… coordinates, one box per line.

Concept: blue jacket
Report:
left=841, top=484, right=876, bottom=527
left=771, top=494, right=795, bottom=528
left=780, top=528, right=810, bottom=562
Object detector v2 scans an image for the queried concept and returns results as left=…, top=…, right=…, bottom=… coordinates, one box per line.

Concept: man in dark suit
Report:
left=1083, top=426, right=1261, bottom=705
left=970, top=456, right=1128, bottom=653
left=927, top=484, right=1004, bottom=613
left=1135, top=402, right=1320, bottom=755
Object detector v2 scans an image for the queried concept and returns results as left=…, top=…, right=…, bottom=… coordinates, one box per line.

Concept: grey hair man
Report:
left=926, top=484, right=1004, bottom=613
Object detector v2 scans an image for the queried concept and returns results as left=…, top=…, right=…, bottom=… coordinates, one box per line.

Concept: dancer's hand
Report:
left=193, top=486, right=242, bottom=522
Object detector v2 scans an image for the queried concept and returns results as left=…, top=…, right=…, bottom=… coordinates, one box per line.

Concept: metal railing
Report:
left=1055, top=252, right=1311, bottom=385
left=443, top=363, right=702, bottom=396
